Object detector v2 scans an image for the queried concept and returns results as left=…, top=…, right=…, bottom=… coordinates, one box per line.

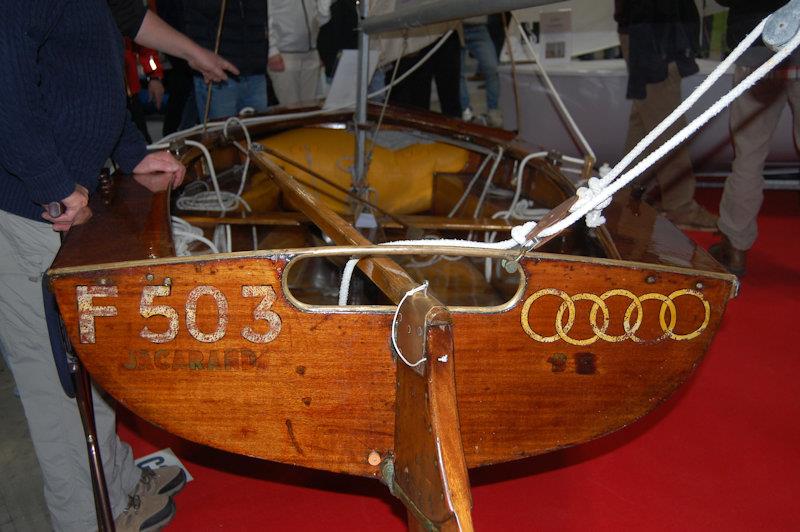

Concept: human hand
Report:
left=267, top=54, right=285, bottom=72
left=148, top=79, right=165, bottom=111
left=133, top=151, right=186, bottom=188
left=42, top=184, right=92, bottom=232
left=187, top=46, right=239, bottom=83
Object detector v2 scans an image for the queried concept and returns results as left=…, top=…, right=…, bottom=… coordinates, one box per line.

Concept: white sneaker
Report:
left=487, top=109, right=503, bottom=128
left=461, top=107, right=474, bottom=122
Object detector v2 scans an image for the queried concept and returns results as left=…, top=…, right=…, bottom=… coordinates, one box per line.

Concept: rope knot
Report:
left=570, top=177, right=611, bottom=228
left=510, top=220, right=538, bottom=247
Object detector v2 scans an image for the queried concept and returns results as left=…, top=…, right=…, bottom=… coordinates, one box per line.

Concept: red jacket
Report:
left=123, top=37, right=163, bottom=95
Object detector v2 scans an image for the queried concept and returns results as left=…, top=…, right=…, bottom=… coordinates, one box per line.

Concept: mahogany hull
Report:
left=49, top=249, right=732, bottom=477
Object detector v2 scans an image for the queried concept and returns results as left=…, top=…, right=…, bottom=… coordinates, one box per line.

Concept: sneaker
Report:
left=461, top=107, right=474, bottom=122
left=487, top=109, right=503, bottom=128
left=135, top=466, right=187, bottom=498
left=115, top=494, right=175, bottom=532
left=663, top=201, right=718, bottom=231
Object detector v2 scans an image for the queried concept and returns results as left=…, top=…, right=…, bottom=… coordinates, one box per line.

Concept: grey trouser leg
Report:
left=719, top=67, right=800, bottom=250
left=620, top=34, right=697, bottom=212
left=0, top=211, right=140, bottom=531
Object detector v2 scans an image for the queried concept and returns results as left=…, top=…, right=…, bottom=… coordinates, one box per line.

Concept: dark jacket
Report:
left=716, top=0, right=787, bottom=49
left=184, top=0, right=268, bottom=76
left=317, top=0, right=358, bottom=78
left=0, top=0, right=146, bottom=221
left=616, top=0, right=700, bottom=99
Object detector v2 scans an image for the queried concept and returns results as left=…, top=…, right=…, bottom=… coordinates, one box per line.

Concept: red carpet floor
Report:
left=119, top=189, right=800, bottom=531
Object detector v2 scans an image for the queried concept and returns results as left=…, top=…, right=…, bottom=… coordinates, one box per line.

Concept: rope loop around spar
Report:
left=390, top=281, right=430, bottom=368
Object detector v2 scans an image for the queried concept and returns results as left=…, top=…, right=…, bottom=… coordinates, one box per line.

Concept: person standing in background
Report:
left=183, top=0, right=270, bottom=120
left=156, top=0, right=202, bottom=135
left=0, top=1, right=187, bottom=530
left=268, top=0, right=331, bottom=106
left=459, top=15, right=502, bottom=127
left=389, top=29, right=463, bottom=118
left=710, top=0, right=799, bottom=276
left=616, top=0, right=718, bottom=231
left=124, top=37, right=165, bottom=143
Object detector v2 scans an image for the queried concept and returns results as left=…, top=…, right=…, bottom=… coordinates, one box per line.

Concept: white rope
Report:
left=546, top=14, right=800, bottom=238
left=390, top=281, right=429, bottom=368
left=222, top=116, right=253, bottom=197
left=598, top=18, right=768, bottom=189
left=336, top=226, right=536, bottom=306
left=175, top=134, right=258, bottom=252
left=171, top=216, right=219, bottom=255
left=337, top=15, right=798, bottom=303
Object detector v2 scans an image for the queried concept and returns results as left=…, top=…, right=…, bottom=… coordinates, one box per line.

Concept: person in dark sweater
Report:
left=709, top=0, right=799, bottom=275
left=615, top=0, right=717, bottom=231
left=0, top=1, right=186, bottom=530
left=184, top=0, right=270, bottom=120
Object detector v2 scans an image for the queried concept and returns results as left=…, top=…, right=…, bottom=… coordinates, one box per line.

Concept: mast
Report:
left=353, top=0, right=370, bottom=203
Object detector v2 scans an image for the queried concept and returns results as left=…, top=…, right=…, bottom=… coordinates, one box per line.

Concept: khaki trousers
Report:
left=719, top=66, right=800, bottom=250
left=268, top=50, right=323, bottom=106
left=620, top=34, right=697, bottom=212
left=0, top=210, right=140, bottom=531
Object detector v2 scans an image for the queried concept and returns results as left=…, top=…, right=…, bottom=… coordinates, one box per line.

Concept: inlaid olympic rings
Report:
left=520, top=288, right=710, bottom=345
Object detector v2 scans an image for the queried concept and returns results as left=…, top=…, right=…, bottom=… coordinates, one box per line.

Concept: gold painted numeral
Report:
left=241, top=285, right=282, bottom=344
left=139, top=285, right=179, bottom=344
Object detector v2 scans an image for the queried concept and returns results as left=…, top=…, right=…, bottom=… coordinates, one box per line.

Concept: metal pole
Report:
left=361, top=0, right=565, bottom=35
left=353, top=0, right=370, bottom=198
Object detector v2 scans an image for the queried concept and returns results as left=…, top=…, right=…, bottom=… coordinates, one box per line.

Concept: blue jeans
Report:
left=459, top=24, right=499, bottom=111
left=193, top=74, right=268, bottom=120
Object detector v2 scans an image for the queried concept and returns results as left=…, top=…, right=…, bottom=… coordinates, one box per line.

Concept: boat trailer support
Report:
left=385, top=291, right=473, bottom=531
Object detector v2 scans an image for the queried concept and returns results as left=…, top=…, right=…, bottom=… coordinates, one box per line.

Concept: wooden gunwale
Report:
left=48, top=246, right=738, bottom=302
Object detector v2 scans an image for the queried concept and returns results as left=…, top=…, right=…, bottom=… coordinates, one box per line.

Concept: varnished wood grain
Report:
left=392, top=292, right=472, bottom=530
left=49, top=252, right=732, bottom=477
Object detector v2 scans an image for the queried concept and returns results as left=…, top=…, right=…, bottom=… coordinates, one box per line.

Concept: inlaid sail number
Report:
left=77, top=284, right=282, bottom=345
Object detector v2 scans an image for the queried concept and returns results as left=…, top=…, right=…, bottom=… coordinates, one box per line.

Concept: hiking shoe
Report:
left=135, top=466, right=187, bottom=498
left=709, top=235, right=746, bottom=276
left=115, top=494, right=175, bottom=532
left=664, top=201, right=718, bottom=231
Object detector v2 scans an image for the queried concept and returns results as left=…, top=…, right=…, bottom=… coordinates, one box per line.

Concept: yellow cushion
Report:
left=255, top=127, right=469, bottom=215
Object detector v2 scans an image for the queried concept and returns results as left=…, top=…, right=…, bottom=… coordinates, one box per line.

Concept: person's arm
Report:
left=317, top=0, right=332, bottom=27
left=267, top=0, right=285, bottom=71
left=0, top=4, right=78, bottom=212
left=110, top=110, right=185, bottom=189
left=134, top=10, right=239, bottom=82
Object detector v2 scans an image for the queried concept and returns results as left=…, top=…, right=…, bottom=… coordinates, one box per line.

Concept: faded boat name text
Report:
left=123, top=348, right=269, bottom=371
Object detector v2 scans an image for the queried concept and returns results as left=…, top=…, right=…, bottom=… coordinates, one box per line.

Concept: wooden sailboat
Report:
left=47, top=102, right=736, bottom=529
left=63, top=0, right=800, bottom=526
